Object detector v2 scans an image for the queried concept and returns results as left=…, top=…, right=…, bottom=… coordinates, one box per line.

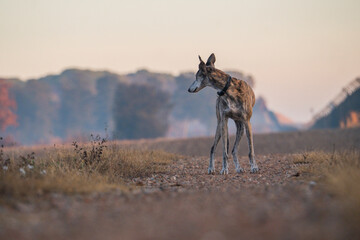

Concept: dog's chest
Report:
left=220, top=97, right=248, bottom=120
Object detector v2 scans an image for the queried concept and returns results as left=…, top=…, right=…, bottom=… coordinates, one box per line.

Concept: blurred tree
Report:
left=113, top=83, right=171, bottom=139
left=58, top=86, right=95, bottom=139
left=10, top=80, right=58, bottom=144
left=0, top=80, right=17, bottom=131
left=95, top=74, right=122, bottom=133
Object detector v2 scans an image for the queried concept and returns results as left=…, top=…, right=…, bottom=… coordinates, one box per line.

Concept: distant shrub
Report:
left=113, top=83, right=172, bottom=140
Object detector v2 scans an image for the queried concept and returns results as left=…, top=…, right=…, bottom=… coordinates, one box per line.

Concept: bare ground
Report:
left=1, top=153, right=357, bottom=240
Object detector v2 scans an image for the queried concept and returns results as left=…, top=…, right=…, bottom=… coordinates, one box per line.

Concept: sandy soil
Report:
left=1, top=153, right=356, bottom=240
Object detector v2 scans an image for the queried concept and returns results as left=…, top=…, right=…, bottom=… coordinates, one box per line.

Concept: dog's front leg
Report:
left=209, top=121, right=221, bottom=174
left=220, top=117, right=229, bottom=175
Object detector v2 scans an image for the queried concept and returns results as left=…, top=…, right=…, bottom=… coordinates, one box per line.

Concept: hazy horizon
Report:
left=1, top=0, right=359, bottom=122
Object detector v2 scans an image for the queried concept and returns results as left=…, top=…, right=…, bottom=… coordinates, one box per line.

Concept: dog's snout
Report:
left=188, top=87, right=197, bottom=93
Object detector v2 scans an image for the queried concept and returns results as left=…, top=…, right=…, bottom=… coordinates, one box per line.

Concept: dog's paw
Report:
left=220, top=168, right=229, bottom=175
left=236, top=167, right=244, bottom=173
left=250, top=165, right=259, bottom=173
left=208, top=167, right=215, bottom=174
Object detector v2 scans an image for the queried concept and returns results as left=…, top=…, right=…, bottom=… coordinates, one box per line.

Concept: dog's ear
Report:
left=199, top=61, right=207, bottom=73
left=206, top=53, right=216, bottom=67
left=198, top=55, right=204, bottom=64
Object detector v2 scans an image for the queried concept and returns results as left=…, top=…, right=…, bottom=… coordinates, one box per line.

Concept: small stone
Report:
left=19, top=167, right=26, bottom=176
left=309, top=181, right=317, bottom=188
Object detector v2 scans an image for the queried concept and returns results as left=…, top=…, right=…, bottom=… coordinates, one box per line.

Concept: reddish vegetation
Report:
left=340, top=111, right=360, bottom=128
left=0, top=80, right=17, bottom=131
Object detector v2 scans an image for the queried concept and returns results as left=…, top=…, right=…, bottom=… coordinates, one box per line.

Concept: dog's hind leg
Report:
left=245, top=120, right=259, bottom=173
left=232, top=121, right=245, bottom=173
left=220, top=117, right=229, bottom=175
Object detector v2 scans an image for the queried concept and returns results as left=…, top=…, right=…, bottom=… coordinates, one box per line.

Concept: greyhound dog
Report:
left=188, top=53, right=259, bottom=174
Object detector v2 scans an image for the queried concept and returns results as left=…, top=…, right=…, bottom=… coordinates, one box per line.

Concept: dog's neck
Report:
left=208, top=69, right=230, bottom=90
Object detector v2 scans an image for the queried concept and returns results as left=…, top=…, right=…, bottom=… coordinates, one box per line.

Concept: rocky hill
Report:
left=312, top=78, right=360, bottom=129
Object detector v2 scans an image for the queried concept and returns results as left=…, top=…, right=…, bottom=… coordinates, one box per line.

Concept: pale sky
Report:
left=1, top=0, right=359, bottom=122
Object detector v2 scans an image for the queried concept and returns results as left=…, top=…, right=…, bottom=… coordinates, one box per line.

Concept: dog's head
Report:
left=188, top=53, right=216, bottom=93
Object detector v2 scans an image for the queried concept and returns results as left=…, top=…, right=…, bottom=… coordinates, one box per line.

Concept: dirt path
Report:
left=134, top=154, right=296, bottom=191
left=0, top=155, right=350, bottom=240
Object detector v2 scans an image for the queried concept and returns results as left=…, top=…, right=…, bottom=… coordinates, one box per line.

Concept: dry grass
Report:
left=0, top=141, right=178, bottom=203
left=293, top=150, right=360, bottom=230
